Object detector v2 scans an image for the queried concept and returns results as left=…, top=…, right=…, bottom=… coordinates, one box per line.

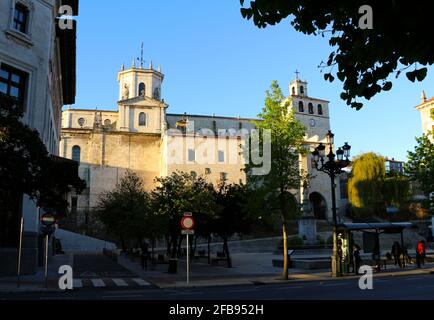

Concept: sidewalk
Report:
left=117, top=253, right=434, bottom=289
left=0, top=254, right=73, bottom=293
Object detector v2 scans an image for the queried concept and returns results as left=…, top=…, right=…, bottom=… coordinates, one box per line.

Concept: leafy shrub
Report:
left=288, top=236, right=304, bottom=247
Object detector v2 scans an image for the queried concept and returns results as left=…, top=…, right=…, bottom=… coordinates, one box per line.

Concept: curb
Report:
left=149, top=268, right=434, bottom=289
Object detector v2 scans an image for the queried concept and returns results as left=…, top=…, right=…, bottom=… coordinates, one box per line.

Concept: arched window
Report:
left=308, top=103, right=314, bottom=114
left=298, top=101, right=304, bottom=112
left=292, top=87, right=296, bottom=96
left=104, top=119, right=112, bottom=126
left=72, top=146, right=81, bottom=164
left=300, top=86, right=305, bottom=95
left=318, top=104, right=323, bottom=115
left=138, top=83, right=145, bottom=96
left=139, top=112, right=147, bottom=126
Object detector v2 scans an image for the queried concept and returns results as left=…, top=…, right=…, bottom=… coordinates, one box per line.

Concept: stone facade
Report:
left=0, top=0, right=78, bottom=275
left=61, top=67, right=342, bottom=227
left=416, top=91, right=434, bottom=142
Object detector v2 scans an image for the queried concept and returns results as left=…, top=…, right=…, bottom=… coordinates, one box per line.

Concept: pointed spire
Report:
left=158, top=65, right=161, bottom=73
left=422, top=90, right=427, bottom=103
left=121, top=63, right=125, bottom=71
left=132, top=59, right=136, bottom=68
left=149, top=60, right=153, bottom=70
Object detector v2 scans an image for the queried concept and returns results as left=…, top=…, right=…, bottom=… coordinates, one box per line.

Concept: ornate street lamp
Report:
left=311, top=130, right=351, bottom=277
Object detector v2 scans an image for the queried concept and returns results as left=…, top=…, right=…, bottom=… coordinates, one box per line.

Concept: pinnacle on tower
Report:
left=149, top=60, right=153, bottom=70
left=421, top=90, right=427, bottom=103
left=132, top=59, right=136, bottom=68
left=158, top=65, right=161, bottom=72
left=121, top=63, right=125, bottom=71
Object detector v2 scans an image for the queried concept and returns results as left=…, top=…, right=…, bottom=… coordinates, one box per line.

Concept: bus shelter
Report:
left=336, top=222, right=415, bottom=275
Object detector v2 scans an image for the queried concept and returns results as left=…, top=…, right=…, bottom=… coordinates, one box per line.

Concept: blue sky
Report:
left=71, top=0, right=432, bottom=161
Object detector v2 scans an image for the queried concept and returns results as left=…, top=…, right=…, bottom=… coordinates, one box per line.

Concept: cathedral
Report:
left=60, top=61, right=341, bottom=230
left=417, top=91, right=434, bottom=142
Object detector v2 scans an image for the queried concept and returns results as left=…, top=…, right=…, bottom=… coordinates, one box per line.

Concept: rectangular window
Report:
left=188, top=149, right=195, bottom=162
left=220, top=172, right=228, bottom=181
left=13, top=3, right=28, bottom=34
left=218, top=150, right=225, bottom=163
left=0, top=64, right=27, bottom=107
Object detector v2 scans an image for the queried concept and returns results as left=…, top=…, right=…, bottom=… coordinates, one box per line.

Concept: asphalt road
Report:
left=2, top=273, right=434, bottom=300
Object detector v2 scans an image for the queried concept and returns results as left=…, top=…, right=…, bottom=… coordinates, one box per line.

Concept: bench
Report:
left=211, top=252, right=227, bottom=265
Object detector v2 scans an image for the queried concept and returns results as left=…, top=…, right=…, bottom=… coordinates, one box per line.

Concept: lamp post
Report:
left=311, top=130, right=351, bottom=277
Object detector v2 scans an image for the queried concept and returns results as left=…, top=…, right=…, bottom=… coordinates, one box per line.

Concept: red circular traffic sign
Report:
left=180, top=216, right=195, bottom=230
left=41, top=213, right=56, bottom=227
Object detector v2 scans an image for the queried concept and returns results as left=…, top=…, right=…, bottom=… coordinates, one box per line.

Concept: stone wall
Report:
left=54, top=229, right=116, bottom=254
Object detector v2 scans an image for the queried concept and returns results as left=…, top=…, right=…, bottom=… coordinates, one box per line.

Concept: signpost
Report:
left=41, top=212, right=57, bottom=288
left=181, top=213, right=195, bottom=285
left=17, top=217, right=24, bottom=288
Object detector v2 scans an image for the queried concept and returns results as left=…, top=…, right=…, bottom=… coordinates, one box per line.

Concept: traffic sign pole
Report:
left=17, top=217, right=24, bottom=288
left=186, top=233, right=190, bottom=285
left=181, top=213, right=195, bottom=286
left=44, top=234, right=49, bottom=288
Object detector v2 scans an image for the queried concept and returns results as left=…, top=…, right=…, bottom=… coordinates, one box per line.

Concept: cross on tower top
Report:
left=295, top=70, right=300, bottom=80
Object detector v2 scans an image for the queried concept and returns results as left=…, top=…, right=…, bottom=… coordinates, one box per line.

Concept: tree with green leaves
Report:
left=151, top=171, right=215, bottom=262
left=93, top=170, right=154, bottom=249
left=406, top=133, right=434, bottom=212
left=348, top=153, right=387, bottom=218
left=348, top=152, right=411, bottom=219
left=0, top=93, right=85, bottom=247
left=240, top=1, right=432, bottom=110
left=246, top=81, right=306, bottom=280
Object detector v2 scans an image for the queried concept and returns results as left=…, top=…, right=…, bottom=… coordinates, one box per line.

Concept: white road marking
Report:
left=91, top=279, right=106, bottom=287
left=132, top=278, right=151, bottom=286
left=73, top=279, right=83, bottom=288
left=112, top=279, right=128, bottom=287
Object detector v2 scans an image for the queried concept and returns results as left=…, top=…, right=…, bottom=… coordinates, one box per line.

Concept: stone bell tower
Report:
left=118, top=60, right=164, bottom=101
left=116, top=60, right=167, bottom=134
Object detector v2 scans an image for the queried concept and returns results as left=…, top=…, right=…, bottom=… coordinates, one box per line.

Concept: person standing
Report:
left=141, top=241, right=150, bottom=271
left=391, top=241, right=402, bottom=268
left=353, top=244, right=362, bottom=275
left=416, top=240, right=426, bottom=268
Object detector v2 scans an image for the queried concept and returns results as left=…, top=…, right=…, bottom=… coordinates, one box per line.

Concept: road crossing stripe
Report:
left=112, top=278, right=129, bottom=287
left=132, top=278, right=151, bottom=286
left=73, top=279, right=83, bottom=288
left=91, top=279, right=106, bottom=287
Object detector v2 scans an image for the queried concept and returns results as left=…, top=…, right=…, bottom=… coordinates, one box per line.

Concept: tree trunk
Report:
left=282, top=222, right=288, bottom=280
left=223, top=237, right=232, bottom=268
left=171, top=234, right=178, bottom=259
left=166, top=235, right=171, bottom=256
left=177, top=235, right=183, bottom=257
left=191, top=236, right=196, bottom=261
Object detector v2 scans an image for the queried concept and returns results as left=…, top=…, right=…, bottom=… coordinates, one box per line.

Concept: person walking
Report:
left=391, top=241, right=402, bottom=268
left=141, top=241, right=150, bottom=271
left=416, top=240, right=426, bottom=268
left=353, top=244, right=362, bottom=275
